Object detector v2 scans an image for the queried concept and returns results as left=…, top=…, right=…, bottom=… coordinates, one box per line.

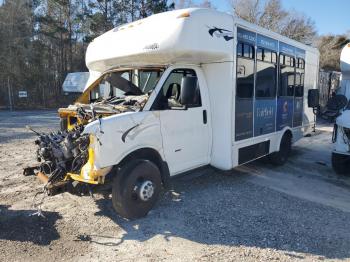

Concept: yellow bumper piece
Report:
left=66, top=172, right=100, bottom=185
left=66, top=165, right=112, bottom=185
left=65, top=135, right=112, bottom=185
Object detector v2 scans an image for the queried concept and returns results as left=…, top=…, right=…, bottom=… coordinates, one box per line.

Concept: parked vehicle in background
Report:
left=62, top=72, right=90, bottom=94
left=318, top=70, right=341, bottom=111
left=331, top=44, right=350, bottom=174
left=25, top=8, right=320, bottom=219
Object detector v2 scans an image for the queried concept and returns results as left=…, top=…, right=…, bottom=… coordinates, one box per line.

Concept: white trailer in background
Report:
left=332, top=44, right=350, bottom=174
left=62, top=72, right=90, bottom=93
left=31, top=8, right=320, bottom=219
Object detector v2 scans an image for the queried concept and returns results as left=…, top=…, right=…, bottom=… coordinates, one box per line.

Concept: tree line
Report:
left=0, top=0, right=348, bottom=109
left=0, top=0, right=176, bottom=108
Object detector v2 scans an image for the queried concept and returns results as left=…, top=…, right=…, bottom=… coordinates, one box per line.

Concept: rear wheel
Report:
left=112, top=159, right=162, bottom=219
left=269, top=133, right=292, bottom=166
left=332, top=152, right=350, bottom=175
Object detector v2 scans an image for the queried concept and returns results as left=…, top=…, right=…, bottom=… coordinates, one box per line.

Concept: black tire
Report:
left=112, top=159, right=162, bottom=219
left=269, top=133, right=292, bottom=166
left=332, top=152, right=350, bottom=175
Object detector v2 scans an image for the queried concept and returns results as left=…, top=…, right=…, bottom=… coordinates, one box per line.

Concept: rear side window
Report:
left=295, top=58, right=305, bottom=97
left=279, top=54, right=295, bottom=97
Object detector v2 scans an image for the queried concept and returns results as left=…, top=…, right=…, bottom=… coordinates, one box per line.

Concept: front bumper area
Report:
left=66, top=165, right=112, bottom=185
left=25, top=117, right=112, bottom=196
left=24, top=163, right=112, bottom=196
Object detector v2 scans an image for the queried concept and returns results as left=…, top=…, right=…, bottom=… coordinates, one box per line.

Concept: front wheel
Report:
left=112, top=159, right=162, bottom=219
left=332, top=152, right=350, bottom=175
left=268, top=133, right=292, bottom=166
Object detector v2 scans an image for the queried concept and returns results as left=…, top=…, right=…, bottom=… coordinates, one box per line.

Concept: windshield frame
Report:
left=75, top=66, right=166, bottom=105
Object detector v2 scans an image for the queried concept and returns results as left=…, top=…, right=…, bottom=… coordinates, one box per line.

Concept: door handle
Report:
left=203, top=110, right=207, bottom=124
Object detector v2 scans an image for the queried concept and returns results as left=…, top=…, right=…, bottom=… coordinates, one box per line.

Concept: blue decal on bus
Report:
left=295, top=48, right=305, bottom=59
left=257, top=34, right=278, bottom=51
left=235, top=98, right=254, bottom=141
left=277, top=97, right=294, bottom=130
left=293, top=97, right=303, bottom=127
left=237, top=27, right=256, bottom=45
left=279, top=42, right=295, bottom=56
left=254, top=99, right=276, bottom=136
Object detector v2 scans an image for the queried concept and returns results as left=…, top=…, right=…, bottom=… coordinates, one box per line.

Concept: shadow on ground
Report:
left=0, top=205, right=61, bottom=245
left=91, top=166, right=350, bottom=260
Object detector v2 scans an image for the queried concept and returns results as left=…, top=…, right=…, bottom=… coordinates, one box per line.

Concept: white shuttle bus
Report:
left=30, top=8, right=320, bottom=218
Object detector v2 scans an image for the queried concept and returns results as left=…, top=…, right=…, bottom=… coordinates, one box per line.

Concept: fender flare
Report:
left=111, top=147, right=171, bottom=189
left=276, top=127, right=293, bottom=152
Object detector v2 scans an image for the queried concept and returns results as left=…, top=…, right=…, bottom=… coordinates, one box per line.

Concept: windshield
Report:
left=90, top=68, right=164, bottom=102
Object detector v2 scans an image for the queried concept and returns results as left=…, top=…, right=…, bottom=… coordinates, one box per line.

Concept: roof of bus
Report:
left=85, top=8, right=235, bottom=73
left=85, top=8, right=319, bottom=73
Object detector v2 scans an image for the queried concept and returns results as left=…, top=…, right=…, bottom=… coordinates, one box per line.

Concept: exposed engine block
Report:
left=34, top=125, right=89, bottom=183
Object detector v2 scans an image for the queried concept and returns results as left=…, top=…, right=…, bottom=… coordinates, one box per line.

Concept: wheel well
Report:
left=114, top=148, right=171, bottom=188
left=284, top=129, right=293, bottom=139
left=276, top=129, right=292, bottom=151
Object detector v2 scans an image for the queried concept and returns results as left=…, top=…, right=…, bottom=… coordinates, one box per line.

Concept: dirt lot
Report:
left=1, top=110, right=350, bottom=261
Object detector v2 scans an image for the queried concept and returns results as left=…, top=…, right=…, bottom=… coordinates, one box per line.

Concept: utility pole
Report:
left=42, top=83, right=46, bottom=108
left=7, top=76, right=13, bottom=111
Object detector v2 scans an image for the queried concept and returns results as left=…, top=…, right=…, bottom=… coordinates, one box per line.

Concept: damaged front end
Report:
left=24, top=123, right=116, bottom=197
left=24, top=67, right=164, bottom=196
left=24, top=96, right=147, bottom=196
left=24, top=125, right=91, bottom=195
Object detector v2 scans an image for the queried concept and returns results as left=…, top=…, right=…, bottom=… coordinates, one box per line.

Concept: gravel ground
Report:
left=1, top=110, right=350, bottom=261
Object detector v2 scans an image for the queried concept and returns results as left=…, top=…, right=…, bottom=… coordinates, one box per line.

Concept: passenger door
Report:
left=152, top=68, right=210, bottom=175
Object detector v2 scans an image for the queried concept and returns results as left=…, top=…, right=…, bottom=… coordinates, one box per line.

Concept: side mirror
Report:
left=180, top=76, right=198, bottom=106
left=308, top=89, right=319, bottom=108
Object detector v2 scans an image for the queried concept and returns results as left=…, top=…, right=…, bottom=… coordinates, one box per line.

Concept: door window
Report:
left=256, top=48, right=277, bottom=98
left=152, top=69, right=201, bottom=110
left=236, top=43, right=255, bottom=98
left=235, top=41, right=255, bottom=141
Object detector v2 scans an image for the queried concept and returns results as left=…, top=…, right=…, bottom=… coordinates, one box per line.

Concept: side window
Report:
left=243, top=44, right=255, bottom=58
left=278, top=54, right=295, bottom=97
left=237, top=43, right=243, bottom=57
left=236, top=42, right=255, bottom=98
left=139, top=70, right=163, bottom=93
left=257, top=48, right=263, bottom=61
left=151, top=69, right=201, bottom=110
left=256, top=48, right=277, bottom=98
left=295, top=58, right=305, bottom=97
left=271, top=52, right=277, bottom=64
